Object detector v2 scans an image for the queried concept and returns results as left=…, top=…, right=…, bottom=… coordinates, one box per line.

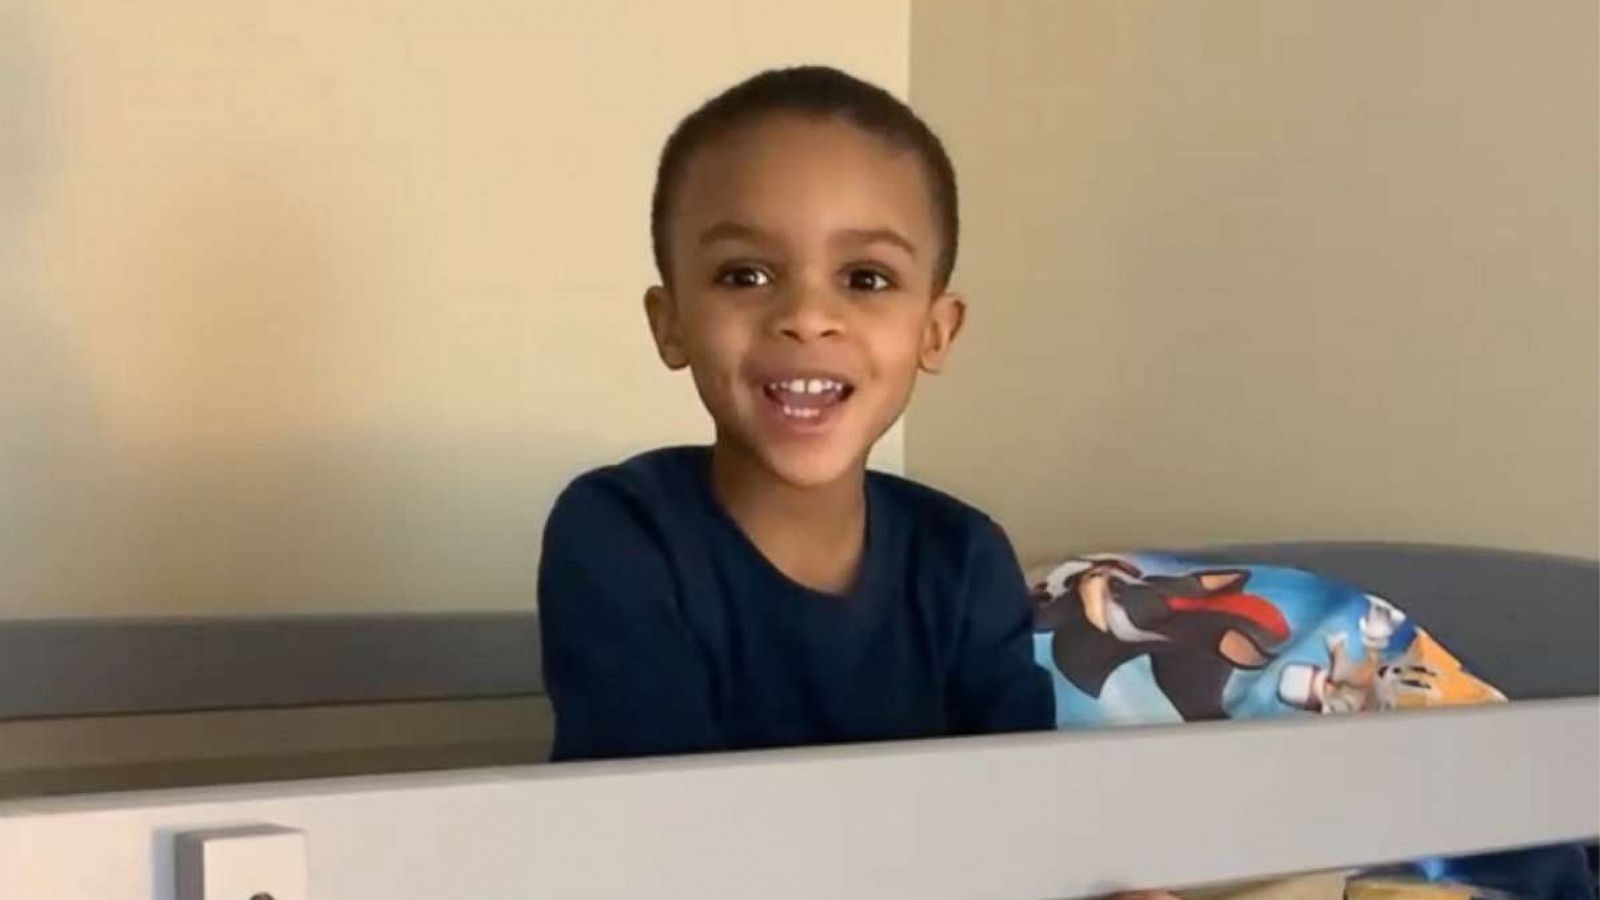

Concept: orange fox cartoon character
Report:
left=1276, top=595, right=1466, bottom=713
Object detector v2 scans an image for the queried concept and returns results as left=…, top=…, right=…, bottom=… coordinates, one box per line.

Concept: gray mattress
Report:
left=1182, top=542, right=1599, bottom=700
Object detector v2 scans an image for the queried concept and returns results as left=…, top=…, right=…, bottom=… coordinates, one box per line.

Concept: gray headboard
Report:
left=0, top=542, right=1592, bottom=719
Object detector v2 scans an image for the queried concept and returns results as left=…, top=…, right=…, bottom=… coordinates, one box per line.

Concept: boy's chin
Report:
left=751, top=442, right=867, bottom=490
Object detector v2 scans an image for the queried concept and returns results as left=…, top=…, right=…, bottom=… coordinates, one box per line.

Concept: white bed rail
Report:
left=3, top=698, right=1595, bottom=900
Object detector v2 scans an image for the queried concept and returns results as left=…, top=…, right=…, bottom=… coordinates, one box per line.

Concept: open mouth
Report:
left=759, top=377, right=856, bottom=422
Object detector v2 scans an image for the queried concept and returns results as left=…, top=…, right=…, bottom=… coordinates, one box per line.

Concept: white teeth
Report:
left=765, top=378, right=846, bottom=396
left=780, top=405, right=821, bottom=419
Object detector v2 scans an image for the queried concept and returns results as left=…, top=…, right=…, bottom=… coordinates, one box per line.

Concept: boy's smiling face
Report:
left=646, top=113, right=964, bottom=489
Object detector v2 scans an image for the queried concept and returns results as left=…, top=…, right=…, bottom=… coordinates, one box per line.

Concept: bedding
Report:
left=1027, top=553, right=1502, bottom=728
left=1027, top=552, right=1593, bottom=900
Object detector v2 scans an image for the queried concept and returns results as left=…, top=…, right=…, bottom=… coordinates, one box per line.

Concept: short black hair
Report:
left=650, top=65, right=960, bottom=290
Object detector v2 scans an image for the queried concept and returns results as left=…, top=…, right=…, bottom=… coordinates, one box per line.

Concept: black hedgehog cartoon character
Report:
left=1032, top=558, right=1291, bottom=721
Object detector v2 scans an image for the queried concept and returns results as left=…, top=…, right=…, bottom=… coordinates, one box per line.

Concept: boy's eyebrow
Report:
left=697, top=221, right=778, bottom=248
left=833, top=227, right=918, bottom=259
left=696, top=222, right=918, bottom=259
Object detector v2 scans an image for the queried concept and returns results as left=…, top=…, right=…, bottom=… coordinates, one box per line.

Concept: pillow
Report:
left=1026, top=553, right=1504, bottom=729
left=1027, top=553, right=1595, bottom=900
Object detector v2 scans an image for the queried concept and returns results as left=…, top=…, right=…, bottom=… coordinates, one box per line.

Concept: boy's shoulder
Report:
left=866, top=468, right=1005, bottom=544
left=867, top=471, right=1022, bottom=594
left=564, top=445, right=704, bottom=494
left=547, top=446, right=708, bottom=527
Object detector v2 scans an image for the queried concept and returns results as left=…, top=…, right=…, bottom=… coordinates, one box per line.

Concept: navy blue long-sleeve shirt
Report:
left=537, top=446, right=1054, bottom=762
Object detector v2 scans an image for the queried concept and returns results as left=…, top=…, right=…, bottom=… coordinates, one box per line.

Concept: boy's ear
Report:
left=644, top=286, right=690, bottom=370
left=918, top=291, right=966, bottom=374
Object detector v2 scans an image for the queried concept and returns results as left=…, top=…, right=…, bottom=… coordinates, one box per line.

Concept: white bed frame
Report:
left=2, top=698, right=1593, bottom=899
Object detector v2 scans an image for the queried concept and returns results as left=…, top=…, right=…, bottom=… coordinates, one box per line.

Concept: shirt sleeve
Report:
left=947, top=516, right=1056, bottom=735
left=538, top=476, right=721, bottom=761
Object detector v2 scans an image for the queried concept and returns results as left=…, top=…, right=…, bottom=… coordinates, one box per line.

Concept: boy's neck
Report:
left=709, top=440, right=867, bottom=596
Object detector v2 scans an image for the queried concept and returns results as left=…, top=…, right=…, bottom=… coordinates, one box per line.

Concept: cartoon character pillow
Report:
left=1028, top=553, right=1592, bottom=900
left=1027, top=553, right=1504, bottom=728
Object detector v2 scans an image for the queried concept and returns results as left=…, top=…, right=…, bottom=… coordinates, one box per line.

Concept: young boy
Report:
left=537, top=65, right=1055, bottom=762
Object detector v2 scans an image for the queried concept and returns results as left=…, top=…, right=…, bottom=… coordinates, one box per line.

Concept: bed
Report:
left=0, top=542, right=1593, bottom=899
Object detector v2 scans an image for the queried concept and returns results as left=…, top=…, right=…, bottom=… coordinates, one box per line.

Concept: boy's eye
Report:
left=845, top=267, right=895, bottom=293
left=715, top=266, right=772, bottom=289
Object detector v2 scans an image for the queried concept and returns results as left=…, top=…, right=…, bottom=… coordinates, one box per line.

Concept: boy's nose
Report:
left=770, top=286, right=844, bottom=342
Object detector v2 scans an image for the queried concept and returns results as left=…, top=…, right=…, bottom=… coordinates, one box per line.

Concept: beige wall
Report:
left=4, top=0, right=1594, bottom=625
left=908, top=0, right=1598, bottom=564
left=2, top=0, right=908, bottom=618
